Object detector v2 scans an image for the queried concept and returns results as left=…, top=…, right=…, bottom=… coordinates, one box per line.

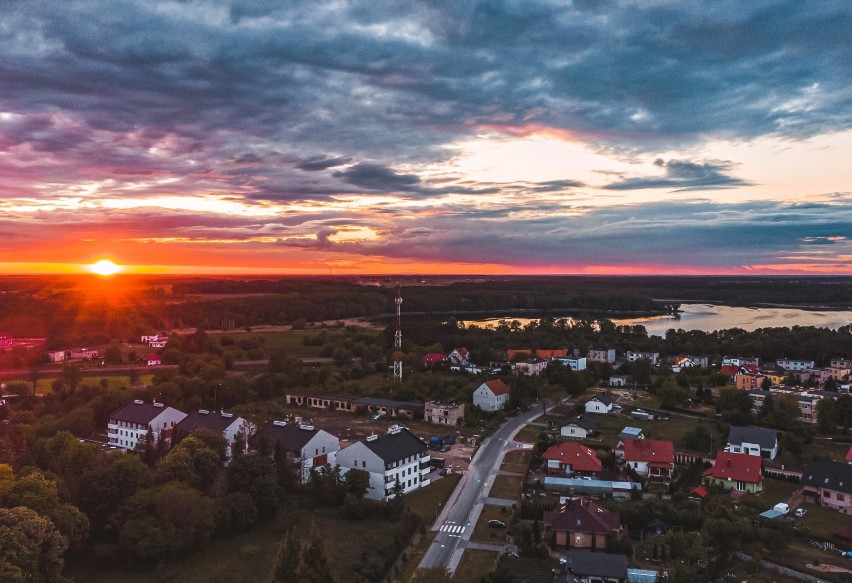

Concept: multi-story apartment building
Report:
left=107, top=400, right=186, bottom=451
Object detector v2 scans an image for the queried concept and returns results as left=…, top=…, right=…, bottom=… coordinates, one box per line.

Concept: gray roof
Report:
left=252, top=421, right=324, bottom=453
left=802, top=460, right=852, bottom=495
left=590, top=393, right=613, bottom=406
left=356, top=397, right=425, bottom=413
left=564, top=414, right=597, bottom=431
left=562, top=550, right=627, bottom=579
left=727, top=426, right=778, bottom=450
left=362, top=427, right=426, bottom=462
left=175, top=410, right=241, bottom=436
left=108, top=401, right=179, bottom=425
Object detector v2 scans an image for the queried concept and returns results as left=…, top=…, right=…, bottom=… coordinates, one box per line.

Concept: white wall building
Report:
left=253, top=421, right=340, bottom=482
left=626, top=351, right=659, bottom=365
left=336, top=425, right=430, bottom=501
left=554, top=356, right=587, bottom=371
left=777, top=359, right=816, bottom=372
left=107, top=400, right=187, bottom=451
left=587, top=348, right=616, bottom=364
left=585, top=393, right=615, bottom=414
left=174, top=409, right=255, bottom=459
left=472, top=379, right=511, bottom=411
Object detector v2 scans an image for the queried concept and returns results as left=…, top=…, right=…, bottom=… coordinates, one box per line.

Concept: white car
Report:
left=794, top=508, right=807, bottom=517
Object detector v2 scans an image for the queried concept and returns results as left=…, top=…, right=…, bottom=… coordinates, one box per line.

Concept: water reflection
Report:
left=464, top=304, right=852, bottom=337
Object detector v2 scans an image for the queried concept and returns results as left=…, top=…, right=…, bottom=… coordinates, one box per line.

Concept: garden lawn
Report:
left=501, top=449, right=532, bottom=474
left=514, top=425, right=544, bottom=443
left=471, top=505, right=513, bottom=543
left=452, top=549, right=498, bottom=582
left=488, top=475, right=524, bottom=500
left=405, top=474, right=461, bottom=523
left=796, top=503, right=852, bottom=540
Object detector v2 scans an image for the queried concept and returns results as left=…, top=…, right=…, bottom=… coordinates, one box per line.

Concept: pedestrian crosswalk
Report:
left=439, top=522, right=466, bottom=535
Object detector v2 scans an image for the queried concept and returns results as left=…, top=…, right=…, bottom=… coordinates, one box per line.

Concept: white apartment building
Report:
left=107, top=400, right=187, bottom=451
left=336, top=425, right=430, bottom=501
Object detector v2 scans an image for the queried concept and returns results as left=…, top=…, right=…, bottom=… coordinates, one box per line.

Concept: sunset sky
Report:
left=1, top=0, right=851, bottom=275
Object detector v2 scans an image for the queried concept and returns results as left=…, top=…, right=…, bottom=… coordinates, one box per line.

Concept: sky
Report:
left=1, top=0, right=851, bottom=275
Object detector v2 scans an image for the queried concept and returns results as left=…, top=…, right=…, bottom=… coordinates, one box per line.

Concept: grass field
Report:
left=66, top=496, right=407, bottom=583
left=219, top=330, right=330, bottom=358
left=470, top=505, right=512, bottom=543
left=581, top=412, right=726, bottom=453
left=515, top=425, right=544, bottom=443
left=501, top=449, right=532, bottom=474
left=405, top=474, right=462, bottom=524
left=452, top=549, right=498, bottom=582
left=489, top=474, right=525, bottom=501
left=796, top=502, right=852, bottom=540
left=6, top=372, right=155, bottom=395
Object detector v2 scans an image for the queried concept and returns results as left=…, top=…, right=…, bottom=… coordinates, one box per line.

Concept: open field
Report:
left=470, top=505, right=512, bottom=543
left=405, top=473, right=462, bottom=523
left=218, top=330, right=332, bottom=358
left=452, top=549, right=498, bottom=583
left=501, top=449, right=532, bottom=474
left=582, top=410, right=726, bottom=453
left=515, top=424, right=544, bottom=443
left=489, top=474, right=525, bottom=501
left=3, top=372, right=154, bottom=395
left=796, top=502, right=852, bottom=541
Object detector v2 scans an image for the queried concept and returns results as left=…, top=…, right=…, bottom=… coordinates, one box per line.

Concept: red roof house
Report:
left=543, top=442, right=602, bottom=476
left=473, top=379, right=510, bottom=412
left=845, top=445, right=852, bottom=464
left=542, top=497, right=621, bottom=549
left=621, top=439, right=674, bottom=481
left=703, top=451, right=764, bottom=494
left=421, top=352, right=446, bottom=366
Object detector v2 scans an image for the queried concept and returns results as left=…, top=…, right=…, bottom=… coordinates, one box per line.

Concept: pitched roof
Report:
left=251, top=421, right=328, bottom=453
left=622, top=439, right=674, bottom=466
left=543, top=497, right=620, bottom=534
left=801, top=460, right=852, bottom=494
left=563, top=414, right=597, bottom=431
left=703, top=451, right=763, bottom=484
left=108, top=401, right=180, bottom=425
left=542, top=443, right=602, bottom=473
left=507, top=349, right=567, bottom=360
left=846, top=445, right=852, bottom=463
left=175, top=410, right=243, bottom=435
left=727, top=426, right=778, bottom=450
left=480, top=379, right=510, bottom=396
left=589, top=393, right=613, bottom=406
left=689, top=485, right=708, bottom=499
left=421, top=352, right=446, bottom=365
left=720, top=364, right=741, bottom=377
left=360, top=427, right=426, bottom=462
left=453, top=347, right=469, bottom=357
left=561, top=550, right=627, bottom=579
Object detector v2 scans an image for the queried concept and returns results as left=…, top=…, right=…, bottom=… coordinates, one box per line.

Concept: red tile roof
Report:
left=507, top=349, right=567, bottom=360
left=689, top=486, right=708, bottom=499
left=146, top=354, right=161, bottom=361
left=622, top=439, right=674, bottom=466
left=846, top=445, right=852, bottom=463
left=483, top=379, right=510, bottom=396
left=720, top=364, right=740, bottom=377
left=543, top=497, right=620, bottom=534
left=454, top=347, right=469, bottom=357
left=421, top=352, right=446, bottom=365
left=703, top=451, right=763, bottom=484
left=543, top=442, right=602, bottom=473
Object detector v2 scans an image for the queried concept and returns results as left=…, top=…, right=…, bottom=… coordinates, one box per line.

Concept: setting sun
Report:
left=87, top=259, right=122, bottom=276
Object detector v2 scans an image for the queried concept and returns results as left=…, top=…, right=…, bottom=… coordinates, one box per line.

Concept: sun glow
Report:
left=87, top=259, right=123, bottom=276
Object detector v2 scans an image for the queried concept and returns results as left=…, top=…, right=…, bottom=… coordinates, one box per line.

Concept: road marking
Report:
left=440, top=524, right=466, bottom=534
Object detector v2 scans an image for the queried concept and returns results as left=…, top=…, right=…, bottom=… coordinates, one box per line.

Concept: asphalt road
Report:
left=418, top=402, right=554, bottom=573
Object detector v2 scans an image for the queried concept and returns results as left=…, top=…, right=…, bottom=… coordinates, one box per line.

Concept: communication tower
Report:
left=393, top=283, right=403, bottom=381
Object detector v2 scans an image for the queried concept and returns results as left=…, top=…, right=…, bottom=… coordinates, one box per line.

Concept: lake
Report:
left=465, top=304, right=852, bottom=337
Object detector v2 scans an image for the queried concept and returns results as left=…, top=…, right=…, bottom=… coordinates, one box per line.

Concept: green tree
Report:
left=297, top=538, right=336, bottom=583
left=227, top=453, right=280, bottom=517
left=657, top=380, right=689, bottom=409
left=273, top=529, right=302, bottom=583
left=0, top=506, right=70, bottom=583
left=817, top=397, right=838, bottom=433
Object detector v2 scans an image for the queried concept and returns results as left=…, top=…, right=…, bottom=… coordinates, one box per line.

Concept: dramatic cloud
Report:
left=0, top=0, right=850, bottom=273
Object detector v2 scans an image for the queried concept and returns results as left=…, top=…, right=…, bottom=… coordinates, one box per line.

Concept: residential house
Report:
left=146, top=354, right=161, bottom=366
left=626, top=351, right=659, bottom=365
left=671, top=356, right=697, bottom=373
left=801, top=460, right=852, bottom=513
left=473, top=379, right=511, bottom=411
left=799, top=368, right=832, bottom=386
left=830, top=358, right=852, bottom=369
left=335, top=425, right=430, bottom=501
left=542, top=443, right=602, bottom=477
left=619, top=439, right=674, bottom=481
left=735, top=372, right=766, bottom=390
left=251, top=420, right=339, bottom=483
left=588, top=348, right=617, bottom=364
left=448, top=347, right=470, bottom=365
left=585, top=393, right=615, bottom=414
left=47, top=350, right=67, bottom=363
left=421, top=352, right=446, bottom=368
left=722, top=356, right=760, bottom=367
left=107, top=400, right=187, bottom=452
left=515, top=358, right=548, bottom=376
left=140, top=334, right=159, bottom=344
left=829, top=366, right=851, bottom=382
left=609, top=375, right=629, bottom=387
left=702, top=451, right=764, bottom=494
left=554, top=356, right=587, bottom=371
left=70, top=348, right=98, bottom=360
left=424, top=401, right=465, bottom=426
left=726, top=426, right=778, bottom=460
left=561, top=550, right=628, bottom=583
left=542, top=497, right=621, bottom=549
left=759, top=363, right=787, bottom=386
left=561, top=415, right=597, bottom=440
left=174, top=409, right=255, bottom=459
left=777, top=358, right=816, bottom=372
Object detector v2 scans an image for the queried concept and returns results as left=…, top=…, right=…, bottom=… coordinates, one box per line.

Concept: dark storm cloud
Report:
left=605, top=159, right=751, bottom=191
left=296, top=156, right=353, bottom=172
left=332, top=163, right=421, bottom=191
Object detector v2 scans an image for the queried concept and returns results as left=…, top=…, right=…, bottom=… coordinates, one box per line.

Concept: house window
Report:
left=837, top=493, right=845, bottom=501
left=362, top=461, right=366, bottom=468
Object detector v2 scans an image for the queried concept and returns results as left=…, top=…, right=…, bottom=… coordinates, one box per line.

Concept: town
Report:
left=0, top=279, right=851, bottom=583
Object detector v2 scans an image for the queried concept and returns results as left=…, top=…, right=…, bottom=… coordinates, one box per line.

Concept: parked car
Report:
left=488, top=520, right=507, bottom=528
left=794, top=508, right=807, bottom=517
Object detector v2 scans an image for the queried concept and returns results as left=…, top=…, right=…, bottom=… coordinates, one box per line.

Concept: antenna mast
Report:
left=393, top=283, right=403, bottom=381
